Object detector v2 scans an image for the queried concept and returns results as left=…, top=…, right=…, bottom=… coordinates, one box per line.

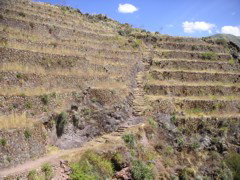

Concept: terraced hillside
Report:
left=0, top=0, right=240, bottom=179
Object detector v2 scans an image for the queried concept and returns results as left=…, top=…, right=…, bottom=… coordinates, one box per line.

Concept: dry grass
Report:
left=146, top=79, right=240, bottom=87
left=152, top=58, right=229, bottom=63
left=0, top=62, right=112, bottom=77
left=0, top=39, right=135, bottom=60
left=150, top=67, right=240, bottom=75
left=0, top=112, right=36, bottom=129
left=0, top=25, right=123, bottom=50
left=146, top=94, right=240, bottom=102
left=0, top=86, right=73, bottom=96
left=1, top=12, right=114, bottom=39
left=155, top=49, right=229, bottom=55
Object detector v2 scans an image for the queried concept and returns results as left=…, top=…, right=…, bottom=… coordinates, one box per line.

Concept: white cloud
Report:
left=118, top=4, right=138, bottom=14
left=182, top=21, right=216, bottom=34
left=221, top=26, right=240, bottom=36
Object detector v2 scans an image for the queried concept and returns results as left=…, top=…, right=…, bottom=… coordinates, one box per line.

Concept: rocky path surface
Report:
left=0, top=123, right=145, bottom=178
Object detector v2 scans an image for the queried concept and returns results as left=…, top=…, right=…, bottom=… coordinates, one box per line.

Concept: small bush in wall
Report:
left=41, top=163, right=53, bottom=179
left=0, top=138, right=7, bottom=146
left=122, top=133, right=135, bottom=149
left=56, top=112, right=67, bottom=137
left=24, top=129, right=32, bottom=139
left=27, top=169, right=38, bottom=180
left=41, top=94, right=49, bottom=105
left=131, top=160, right=154, bottom=180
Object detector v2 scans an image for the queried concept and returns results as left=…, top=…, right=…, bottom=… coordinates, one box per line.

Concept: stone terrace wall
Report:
left=0, top=123, right=46, bottom=169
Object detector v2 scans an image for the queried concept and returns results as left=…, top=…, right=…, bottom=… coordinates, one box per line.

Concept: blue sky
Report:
left=36, top=0, right=240, bottom=37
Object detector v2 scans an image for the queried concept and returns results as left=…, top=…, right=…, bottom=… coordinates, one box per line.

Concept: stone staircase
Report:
left=132, top=71, right=148, bottom=116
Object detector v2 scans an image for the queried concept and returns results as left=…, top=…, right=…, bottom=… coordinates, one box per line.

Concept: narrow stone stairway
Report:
left=132, top=71, right=148, bottom=116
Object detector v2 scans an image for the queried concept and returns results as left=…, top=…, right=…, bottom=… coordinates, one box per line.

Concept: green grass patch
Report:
left=201, top=52, right=217, bottom=60
left=24, top=129, right=32, bottom=139
left=41, top=163, right=53, bottom=179
left=131, top=160, right=154, bottom=180
left=41, top=94, right=50, bottom=105
left=70, top=151, right=114, bottom=180
left=27, top=169, right=38, bottom=180
left=225, top=152, right=240, bottom=180
left=122, top=133, right=135, bottom=149
left=0, top=138, right=7, bottom=146
left=148, top=117, right=158, bottom=128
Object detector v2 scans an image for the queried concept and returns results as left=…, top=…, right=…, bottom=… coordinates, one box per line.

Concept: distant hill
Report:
left=209, top=34, right=240, bottom=49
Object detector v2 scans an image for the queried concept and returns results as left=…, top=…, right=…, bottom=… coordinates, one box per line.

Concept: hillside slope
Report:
left=0, top=0, right=240, bottom=179
left=210, top=33, right=240, bottom=49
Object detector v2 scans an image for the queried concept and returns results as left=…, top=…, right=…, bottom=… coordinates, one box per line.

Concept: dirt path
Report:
left=0, top=123, right=145, bottom=178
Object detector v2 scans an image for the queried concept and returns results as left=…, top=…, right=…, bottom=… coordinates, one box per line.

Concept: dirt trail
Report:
left=0, top=123, right=145, bottom=178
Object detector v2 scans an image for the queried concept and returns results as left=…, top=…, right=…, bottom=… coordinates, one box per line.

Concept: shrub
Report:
left=18, top=12, right=26, bottom=17
left=56, top=112, right=67, bottom=137
left=177, top=137, right=185, bottom=149
left=27, top=169, right=38, bottom=180
left=41, top=94, right=49, bottom=105
left=190, top=142, right=200, bottom=150
left=202, top=52, right=217, bottom=60
left=41, top=163, right=53, bottom=179
left=178, top=167, right=195, bottom=180
left=122, top=134, right=135, bottom=149
left=131, top=160, right=154, bottom=180
left=29, top=22, right=34, bottom=29
left=0, top=138, right=7, bottom=146
left=148, top=117, right=157, bottom=128
left=25, top=102, right=32, bottom=109
left=24, top=129, right=32, bottom=139
left=170, top=114, right=177, bottom=124
left=70, top=151, right=113, bottom=180
left=132, top=39, right=142, bottom=48
left=225, top=152, right=240, bottom=180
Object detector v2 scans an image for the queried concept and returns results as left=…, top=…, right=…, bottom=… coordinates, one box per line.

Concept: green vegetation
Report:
left=70, top=151, right=113, bottom=180
left=41, top=94, right=49, bottom=105
left=56, top=112, right=67, bottom=137
left=122, top=133, right=135, bottom=149
left=132, top=39, right=143, bottom=48
left=201, top=52, right=217, bottom=60
left=24, top=129, right=32, bottom=139
left=229, top=59, right=236, bottom=64
left=18, top=12, right=26, bottom=17
left=225, top=152, right=240, bottom=180
left=41, top=163, right=53, bottom=179
left=27, top=169, right=38, bottom=180
left=16, top=73, right=28, bottom=80
left=170, top=113, right=177, bottom=124
left=178, top=167, right=195, bottom=180
left=148, top=117, right=158, bottom=128
left=131, top=160, right=154, bottom=180
left=177, top=137, right=185, bottom=149
left=25, top=102, right=33, bottom=109
left=190, top=142, right=200, bottom=150
left=215, top=38, right=227, bottom=45
left=0, top=138, right=7, bottom=146
left=186, top=108, right=204, bottom=115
